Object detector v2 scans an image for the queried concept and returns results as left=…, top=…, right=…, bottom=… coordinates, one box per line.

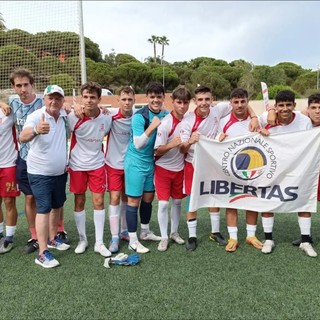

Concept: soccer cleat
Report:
left=24, top=238, right=39, bottom=254
left=128, top=240, right=150, bottom=254
left=48, top=236, right=71, bottom=251
left=292, top=236, right=313, bottom=246
left=225, top=238, right=239, bottom=252
left=246, top=236, right=263, bottom=249
left=261, top=240, right=275, bottom=254
left=209, top=232, right=227, bottom=246
left=108, top=237, right=120, bottom=254
left=299, top=242, right=317, bottom=257
left=140, top=231, right=161, bottom=241
left=0, top=239, right=13, bottom=254
left=120, top=231, right=130, bottom=241
left=74, top=240, right=88, bottom=254
left=170, top=232, right=185, bottom=245
left=186, top=237, right=197, bottom=251
left=158, top=239, right=169, bottom=252
left=35, top=250, right=60, bottom=268
left=94, top=243, right=112, bottom=257
left=56, top=231, right=70, bottom=244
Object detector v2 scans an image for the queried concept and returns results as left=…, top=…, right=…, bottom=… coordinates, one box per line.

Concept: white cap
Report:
left=43, top=85, right=64, bottom=97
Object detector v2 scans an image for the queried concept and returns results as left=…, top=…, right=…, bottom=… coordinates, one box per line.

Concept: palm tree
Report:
left=148, top=35, right=159, bottom=61
left=0, top=13, right=6, bottom=31
left=158, top=36, right=169, bottom=65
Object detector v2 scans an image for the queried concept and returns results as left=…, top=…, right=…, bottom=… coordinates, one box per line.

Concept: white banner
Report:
left=190, top=130, right=320, bottom=213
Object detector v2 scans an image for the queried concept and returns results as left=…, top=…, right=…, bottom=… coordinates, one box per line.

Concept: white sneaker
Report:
left=35, top=250, right=60, bottom=269
left=158, top=239, right=169, bottom=252
left=140, top=231, right=161, bottom=241
left=299, top=242, right=317, bottom=257
left=128, top=240, right=150, bottom=253
left=47, top=237, right=70, bottom=251
left=75, top=240, right=88, bottom=254
left=170, top=232, right=185, bottom=245
left=94, top=243, right=112, bottom=257
left=261, top=240, right=275, bottom=254
left=0, top=239, right=13, bottom=254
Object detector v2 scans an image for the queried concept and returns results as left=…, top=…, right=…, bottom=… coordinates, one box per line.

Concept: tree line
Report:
left=0, top=27, right=318, bottom=98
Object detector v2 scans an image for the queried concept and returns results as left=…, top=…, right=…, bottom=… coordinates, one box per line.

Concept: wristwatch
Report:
left=32, top=126, right=39, bottom=136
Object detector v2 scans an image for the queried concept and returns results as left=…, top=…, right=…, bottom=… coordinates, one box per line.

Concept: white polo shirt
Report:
left=0, top=109, right=18, bottom=167
left=24, top=106, right=68, bottom=176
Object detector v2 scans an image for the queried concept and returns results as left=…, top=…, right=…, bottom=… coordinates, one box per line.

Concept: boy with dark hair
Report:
left=68, top=81, right=112, bottom=257
left=124, top=81, right=168, bottom=253
left=0, top=102, right=20, bottom=254
left=179, top=85, right=230, bottom=251
left=260, top=90, right=316, bottom=257
left=180, top=85, right=259, bottom=251
left=291, top=93, right=320, bottom=246
left=154, top=86, right=191, bottom=251
left=105, top=86, right=136, bottom=253
left=217, top=88, right=263, bottom=252
left=1, top=68, right=69, bottom=253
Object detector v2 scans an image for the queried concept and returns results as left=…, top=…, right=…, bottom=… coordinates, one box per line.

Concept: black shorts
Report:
left=28, top=172, right=67, bottom=214
left=16, top=154, right=33, bottom=195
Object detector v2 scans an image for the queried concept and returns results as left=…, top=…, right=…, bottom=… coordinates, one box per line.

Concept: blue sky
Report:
left=1, top=1, right=319, bottom=70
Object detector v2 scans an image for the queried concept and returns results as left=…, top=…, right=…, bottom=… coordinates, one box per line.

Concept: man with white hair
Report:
left=20, top=85, right=70, bottom=268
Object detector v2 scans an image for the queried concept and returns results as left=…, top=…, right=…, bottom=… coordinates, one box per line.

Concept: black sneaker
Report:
left=56, top=231, right=70, bottom=244
left=24, top=239, right=39, bottom=254
left=209, top=232, right=227, bottom=246
left=292, top=236, right=313, bottom=246
left=186, top=237, right=197, bottom=251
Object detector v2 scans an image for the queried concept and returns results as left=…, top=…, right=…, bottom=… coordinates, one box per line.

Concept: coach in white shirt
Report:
left=20, top=85, right=70, bottom=268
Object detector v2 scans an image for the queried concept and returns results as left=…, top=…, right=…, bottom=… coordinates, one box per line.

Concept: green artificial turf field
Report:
left=1, top=191, right=320, bottom=320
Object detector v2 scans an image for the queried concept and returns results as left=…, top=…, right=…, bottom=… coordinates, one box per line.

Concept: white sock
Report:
left=209, top=211, right=220, bottom=233
left=109, top=204, right=120, bottom=238
left=170, top=199, right=182, bottom=235
left=120, top=201, right=128, bottom=232
left=157, top=200, right=169, bottom=239
left=262, top=216, right=274, bottom=233
left=129, top=232, right=138, bottom=246
left=141, top=223, right=150, bottom=233
left=298, top=216, right=311, bottom=235
left=0, top=222, right=4, bottom=234
left=74, top=210, right=87, bottom=241
left=6, top=225, right=16, bottom=237
left=227, top=226, right=238, bottom=240
left=94, top=209, right=105, bottom=244
left=187, top=220, right=197, bottom=238
left=246, top=224, right=257, bottom=237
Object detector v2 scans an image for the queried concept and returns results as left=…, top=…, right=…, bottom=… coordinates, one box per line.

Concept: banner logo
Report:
left=231, top=146, right=267, bottom=180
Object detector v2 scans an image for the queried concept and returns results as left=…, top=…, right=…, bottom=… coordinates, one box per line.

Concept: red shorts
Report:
left=318, top=176, right=320, bottom=201
left=155, top=165, right=185, bottom=200
left=0, top=166, right=20, bottom=197
left=184, top=161, right=194, bottom=196
left=69, top=166, right=106, bottom=194
left=105, top=164, right=125, bottom=192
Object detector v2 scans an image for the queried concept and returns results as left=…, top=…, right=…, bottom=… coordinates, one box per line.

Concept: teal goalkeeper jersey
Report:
left=125, top=106, right=169, bottom=163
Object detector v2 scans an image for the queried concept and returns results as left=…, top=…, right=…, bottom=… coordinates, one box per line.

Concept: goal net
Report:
left=0, top=1, right=81, bottom=99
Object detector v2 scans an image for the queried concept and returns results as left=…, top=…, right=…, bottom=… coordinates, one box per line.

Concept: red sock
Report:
left=30, top=227, right=37, bottom=240
left=57, top=220, right=65, bottom=232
